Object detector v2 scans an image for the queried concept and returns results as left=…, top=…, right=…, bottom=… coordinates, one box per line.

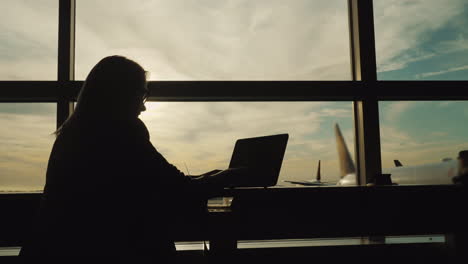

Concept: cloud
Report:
left=429, top=131, right=449, bottom=138
left=0, top=108, right=55, bottom=191
left=3, top=0, right=466, bottom=80
left=75, top=0, right=351, bottom=80
left=0, top=0, right=57, bottom=80
left=381, top=101, right=414, bottom=123
left=320, top=108, right=351, bottom=118
left=438, top=102, right=455, bottom=108
left=377, top=53, right=436, bottom=73
left=1, top=0, right=466, bottom=80
left=416, top=65, right=468, bottom=78
left=435, top=34, right=468, bottom=54
left=373, top=0, right=467, bottom=73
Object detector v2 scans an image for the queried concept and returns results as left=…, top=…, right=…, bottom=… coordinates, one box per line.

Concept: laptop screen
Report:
left=228, top=134, right=288, bottom=187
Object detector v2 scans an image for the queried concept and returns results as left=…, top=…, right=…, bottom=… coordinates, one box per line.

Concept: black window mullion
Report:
left=146, top=81, right=362, bottom=101
left=57, top=0, right=75, bottom=129
left=349, top=0, right=382, bottom=185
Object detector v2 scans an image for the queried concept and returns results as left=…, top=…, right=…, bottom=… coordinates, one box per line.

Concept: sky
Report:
left=0, top=0, right=468, bottom=191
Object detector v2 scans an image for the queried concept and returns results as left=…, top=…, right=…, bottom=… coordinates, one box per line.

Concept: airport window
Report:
left=0, top=1, right=468, bottom=256
left=75, top=0, right=351, bottom=80
left=0, top=0, right=466, bottom=191
left=379, top=101, right=468, bottom=185
left=0, top=0, right=58, bottom=80
left=0, top=103, right=55, bottom=192
left=374, top=0, right=468, bottom=80
left=140, top=102, right=356, bottom=186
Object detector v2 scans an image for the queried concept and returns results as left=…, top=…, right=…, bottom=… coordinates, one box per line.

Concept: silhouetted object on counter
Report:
left=374, top=173, right=393, bottom=186
left=453, top=150, right=468, bottom=185
left=452, top=150, right=468, bottom=261
left=19, top=56, right=246, bottom=260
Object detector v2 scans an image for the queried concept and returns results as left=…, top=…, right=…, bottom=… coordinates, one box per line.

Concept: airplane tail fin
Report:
left=394, top=160, right=403, bottom=167
left=316, top=160, right=321, bottom=182
left=334, top=124, right=356, bottom=178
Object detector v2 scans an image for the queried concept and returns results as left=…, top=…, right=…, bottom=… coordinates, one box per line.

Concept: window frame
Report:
left=0, top=0, right=467, bottom=187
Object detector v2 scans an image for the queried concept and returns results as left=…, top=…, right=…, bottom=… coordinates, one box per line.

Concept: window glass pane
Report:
left=0, top=103, right=55, bottom=192
left=139, top=102, right=356, bottom=186
left=374, top=0, right=468, bottom=80
left=76, top=0, right=351, bottom=80
left=379, top=101, right=468, bottom=185
left=0, top=1, right=57, bottom=80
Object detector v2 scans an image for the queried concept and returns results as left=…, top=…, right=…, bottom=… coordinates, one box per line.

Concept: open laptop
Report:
left=206, top=134, right=288, bottom=210
left=223, top=133, right=289, bottom=188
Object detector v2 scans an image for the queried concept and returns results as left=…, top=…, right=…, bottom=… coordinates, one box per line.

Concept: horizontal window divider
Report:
left=64, top=80, right=366, bottom=101
left=375, top=81, right=468, bottom=100
left=1, top=81, right=468, bottom=101
left=0, top=82, right=60, bottom=102
left=147, top=81, right=362, bottom=101
left=0, top=81, right=59, bottom=89
left=142, top=80, right=468, bottom=101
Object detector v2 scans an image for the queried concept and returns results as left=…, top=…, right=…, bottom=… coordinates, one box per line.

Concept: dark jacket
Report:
left=20, top=118, right=203, bottom=259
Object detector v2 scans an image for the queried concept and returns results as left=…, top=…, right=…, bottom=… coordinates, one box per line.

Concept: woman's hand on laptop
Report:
left=215, top=167, right=250, bottom=187
left=190, top=167, right=251, bottom=198
left=202, top=169, right=223, bottom=177
left=194, top=167, right=249, bottom=187
left=187, top=169, right=222, bottom=179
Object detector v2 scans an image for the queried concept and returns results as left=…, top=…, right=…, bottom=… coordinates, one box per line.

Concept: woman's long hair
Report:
left=54, top=56, right=147, bottom=136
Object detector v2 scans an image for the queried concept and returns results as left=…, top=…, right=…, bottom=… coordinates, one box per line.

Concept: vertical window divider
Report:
left=348, top=0, right=382, bottom=185
left=57, top=0, right=76, bottom=129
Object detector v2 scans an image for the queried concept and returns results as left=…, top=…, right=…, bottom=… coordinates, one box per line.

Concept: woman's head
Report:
left=55, top=55, right=148, bottom=135
left=76, top=55, right=148, bottom=117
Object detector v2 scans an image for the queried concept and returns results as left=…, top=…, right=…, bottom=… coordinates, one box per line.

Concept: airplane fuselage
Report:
left=337, top=160, right=458, bottom=186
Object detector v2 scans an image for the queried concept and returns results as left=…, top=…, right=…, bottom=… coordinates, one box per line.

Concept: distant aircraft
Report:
left=394, top=160, right=403, bottom=167
left=284, top=160, right=334, bottom=186
left=287, top=124, right=460, bottom=186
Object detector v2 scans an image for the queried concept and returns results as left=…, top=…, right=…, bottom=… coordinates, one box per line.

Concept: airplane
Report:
left=284, top=160, right=334, bottom=186
left=394, top=160, right=403, bottom=167
left=286, top=123, right=461, bottom=186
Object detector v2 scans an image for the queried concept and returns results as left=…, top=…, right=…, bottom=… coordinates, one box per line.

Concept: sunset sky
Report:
left=1, top=0, right=468, bottom=191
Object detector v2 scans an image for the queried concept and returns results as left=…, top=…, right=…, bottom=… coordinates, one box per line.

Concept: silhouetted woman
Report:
left=20, top=56, right=241, bottom=260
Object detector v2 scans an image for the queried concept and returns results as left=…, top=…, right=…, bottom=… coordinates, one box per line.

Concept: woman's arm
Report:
left=187, top=167, right=251, bottom=198
left=134, top=118, right=249, bottom=198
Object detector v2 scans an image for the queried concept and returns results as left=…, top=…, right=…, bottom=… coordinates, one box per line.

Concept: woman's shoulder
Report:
left=109, top=118, right=150, bottom=141
left=57, top=118, right=150, bottom=142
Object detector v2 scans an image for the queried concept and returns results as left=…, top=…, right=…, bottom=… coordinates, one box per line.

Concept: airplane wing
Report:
left=283, top=180, right=335, bottom=186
